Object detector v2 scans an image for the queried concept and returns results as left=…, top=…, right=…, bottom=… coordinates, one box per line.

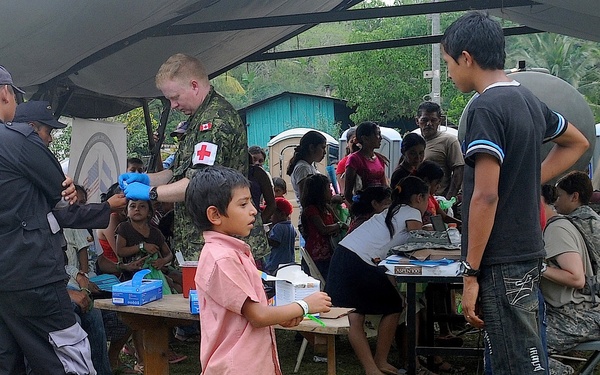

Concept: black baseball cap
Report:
left=0, top=65, right=25, bottom=94
left=14, top=101, right=67, bottom=129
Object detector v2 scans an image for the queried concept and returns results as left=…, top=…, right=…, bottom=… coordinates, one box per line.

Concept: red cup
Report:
left=181, top=261, right=198, bottom=298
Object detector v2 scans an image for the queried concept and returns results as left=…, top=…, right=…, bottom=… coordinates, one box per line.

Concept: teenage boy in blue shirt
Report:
left=441, top=11, right=589, bottom=374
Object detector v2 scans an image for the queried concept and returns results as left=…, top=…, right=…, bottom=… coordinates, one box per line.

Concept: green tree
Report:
left=215, top=22, right=351, bottom=109
left=330, top=13, right=430, bottom=123
left=49, top=123, right=72, bottom=162
left=110, top=107, right=159, bottom=158
left=507, top=33, right=600, bottom=121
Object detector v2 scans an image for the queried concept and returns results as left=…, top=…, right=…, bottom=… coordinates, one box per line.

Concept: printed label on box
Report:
left=394, top=266, right=423, bottom=275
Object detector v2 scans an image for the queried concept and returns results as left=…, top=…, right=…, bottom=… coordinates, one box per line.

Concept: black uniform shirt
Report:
left=0, top=121, right=67, bottom=291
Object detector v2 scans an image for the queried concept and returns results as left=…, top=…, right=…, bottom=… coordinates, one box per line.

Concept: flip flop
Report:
left=379, top=368, right=407, bottom=375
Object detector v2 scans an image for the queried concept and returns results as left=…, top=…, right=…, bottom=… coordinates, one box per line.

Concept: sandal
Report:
left=379, top=368, right=407, bottom=375
left=168, top=350, right=188, bottom=364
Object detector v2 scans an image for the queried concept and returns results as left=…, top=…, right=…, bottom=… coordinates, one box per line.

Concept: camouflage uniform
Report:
left=171, top=86, right=257, bottom=261
left=543, top=205, right=600, bottom=372
left=568, top=205, right=600, bottom=272
left=546, top=302, right=600, bottom=352
left=247, top=213, right=270, bottom=262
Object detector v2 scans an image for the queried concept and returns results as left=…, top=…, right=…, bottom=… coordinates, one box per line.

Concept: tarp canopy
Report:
left=0, top=0, right=356, bottom=117
left=0, top=0, right=598, bottom=118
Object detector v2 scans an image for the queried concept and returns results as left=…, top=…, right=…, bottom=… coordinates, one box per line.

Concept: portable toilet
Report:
left=339, top=127, right=402, bottom=179
left=268, top=128, right=339, bottom=227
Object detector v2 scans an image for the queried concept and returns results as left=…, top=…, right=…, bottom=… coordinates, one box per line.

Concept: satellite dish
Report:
left=458, top=71, right=595, bottom=181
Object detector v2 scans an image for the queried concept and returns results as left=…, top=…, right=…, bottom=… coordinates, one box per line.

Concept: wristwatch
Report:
left=149, top=186, right=158, bottom=201
left=460, top=260, right=480, bottom=277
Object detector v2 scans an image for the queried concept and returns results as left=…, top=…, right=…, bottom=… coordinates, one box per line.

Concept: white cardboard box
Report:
left=263, top=265, right=320, bottom=306
left=380, top=255, right=461, bottom=277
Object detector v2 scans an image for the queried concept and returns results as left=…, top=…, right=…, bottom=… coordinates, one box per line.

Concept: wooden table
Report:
left=95, top=295, right=351, bottom=375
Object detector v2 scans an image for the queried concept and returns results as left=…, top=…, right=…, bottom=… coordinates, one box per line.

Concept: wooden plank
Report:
left=95, top=295, right=351, bottom=335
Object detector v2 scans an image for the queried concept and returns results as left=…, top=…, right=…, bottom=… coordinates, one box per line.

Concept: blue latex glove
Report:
left=123, top=182, right=151, bottom=201
left=118, top=173, right=150, bottom=190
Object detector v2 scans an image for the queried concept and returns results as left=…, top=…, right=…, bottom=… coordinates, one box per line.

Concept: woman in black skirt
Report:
left=327, top=176, right=429, bottom=375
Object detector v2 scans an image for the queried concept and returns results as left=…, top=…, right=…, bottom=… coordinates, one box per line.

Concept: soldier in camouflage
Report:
left=540, top=178, right=600, bottom=375
left=119, top=53, right=269, bottom=261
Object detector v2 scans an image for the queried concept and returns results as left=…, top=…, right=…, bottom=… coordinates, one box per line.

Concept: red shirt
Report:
left=346, top=152, right=387, bottom=188
left=422, top=194, right=441, bottom=226
left=303, top=205, right=336, bottom=261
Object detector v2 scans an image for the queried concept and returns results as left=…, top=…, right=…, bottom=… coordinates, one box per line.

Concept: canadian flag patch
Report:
left=192, top=142, right=218, bottom=166
left=199, top=122, right=212, bottom=131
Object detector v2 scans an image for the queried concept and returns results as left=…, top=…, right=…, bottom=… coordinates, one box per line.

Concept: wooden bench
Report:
left=95, top=295, right=350, bottom=375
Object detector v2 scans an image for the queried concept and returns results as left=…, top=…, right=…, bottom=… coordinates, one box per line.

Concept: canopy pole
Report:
left=146, top=98, right=170, bottom=173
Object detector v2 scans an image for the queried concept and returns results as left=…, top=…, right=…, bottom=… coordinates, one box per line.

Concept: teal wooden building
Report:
left=238, top=91, right=354, bottom=149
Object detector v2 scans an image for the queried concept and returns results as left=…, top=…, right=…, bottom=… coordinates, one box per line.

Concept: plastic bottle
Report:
left=447, top=223, right=461, bottom=246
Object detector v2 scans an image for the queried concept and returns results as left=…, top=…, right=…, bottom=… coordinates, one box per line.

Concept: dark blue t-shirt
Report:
left=461, top=81, right=567, bottom=266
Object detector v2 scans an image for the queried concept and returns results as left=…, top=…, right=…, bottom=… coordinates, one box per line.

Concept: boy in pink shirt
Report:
left=187, top=166, right=332, bottom=374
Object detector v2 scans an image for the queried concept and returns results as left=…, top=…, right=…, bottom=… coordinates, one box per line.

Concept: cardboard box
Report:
left=181, top=261, right=198, bottom=298
left=380, top=255, right=461, bottom=277
left=264, top=265, right=320, bottom=307
left=112, top=269, right=163, bottom=306
left=189, top=290, right=200, bottom=314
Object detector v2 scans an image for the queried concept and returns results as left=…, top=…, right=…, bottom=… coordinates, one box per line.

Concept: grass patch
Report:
left=122, top=329, right=600, bottom=374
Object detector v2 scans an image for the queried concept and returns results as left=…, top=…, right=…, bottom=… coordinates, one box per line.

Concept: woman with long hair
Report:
left=344, top=121, right=388, bottom=207
left=286, top=130, right=327, bottom=208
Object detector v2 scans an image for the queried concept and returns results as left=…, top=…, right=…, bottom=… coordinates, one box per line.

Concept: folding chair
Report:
left=569, top=341, right=600, bottom=375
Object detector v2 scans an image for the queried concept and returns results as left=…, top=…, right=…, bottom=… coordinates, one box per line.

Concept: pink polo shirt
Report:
left=195, top=231, right=281, bottom=375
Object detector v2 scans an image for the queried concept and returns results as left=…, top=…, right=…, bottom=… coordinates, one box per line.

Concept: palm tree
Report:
left=507, top=33, right=600, bottom=120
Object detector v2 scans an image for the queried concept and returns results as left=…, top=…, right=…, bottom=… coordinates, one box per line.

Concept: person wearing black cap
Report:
left=161, top=121, right=189, bottom=169
left=0, top=65, right=23, bottom=122
left=0, top=67, right=97, bottom=374
left=14, top=100, right=67, bottom=147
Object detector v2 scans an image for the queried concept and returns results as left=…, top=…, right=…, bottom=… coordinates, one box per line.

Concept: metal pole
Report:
left=431, top=0, right=441, bottom=104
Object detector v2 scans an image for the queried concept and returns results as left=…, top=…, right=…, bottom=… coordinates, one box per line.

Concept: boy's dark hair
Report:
left=185, top=166, right=251, bottom=231
left=415, top=160, right=444, bottom=182
left=248, top=145, right=266, bottom=159
left=100, top=182, right=122, bottom=203
left=417, top=101, right=442, bottom=117
left=541, top=184, right=558, bottom=205
left=556, top=171, right=593, bottom=205
left=385, top=176, right=429, bottom=238
left=441, top=11, right=505, bottom=70
left=273, top=177, right=287, bottom=191
left=350, top=186, right=392, bottom=217
left=127, top=157, right=144, bottom=166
